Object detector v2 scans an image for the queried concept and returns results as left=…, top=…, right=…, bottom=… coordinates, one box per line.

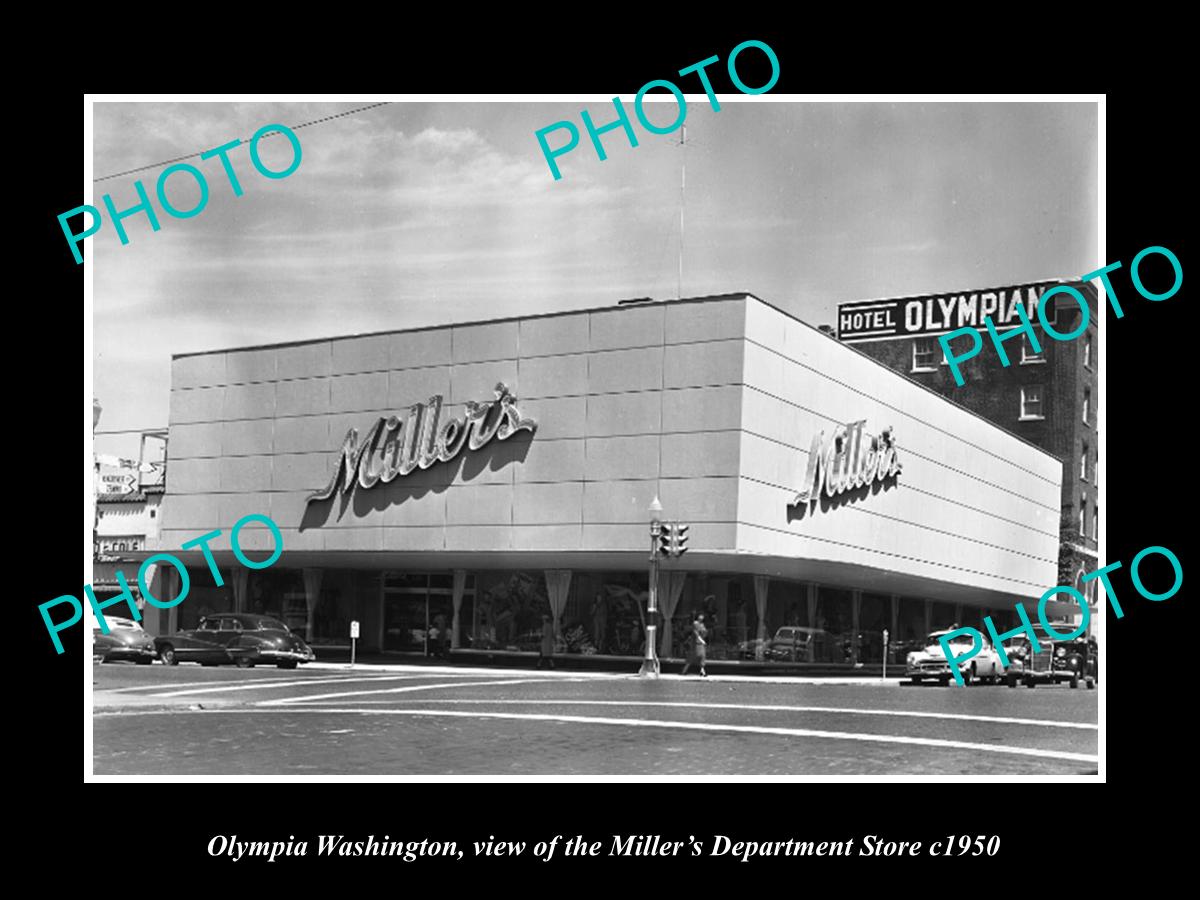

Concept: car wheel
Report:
left=1070, top=674, right=1080, bottom=689
left=159, top=645, right=178, bottom=666
left=937, top=676, right=950, bottom=686
left=235, top=655, right=254, bottom=669
left=277, top=661, right=299, bottom=670
left=1007, top=673, right=1018, bottom=688
left=1026, top=679, right=1036, bottom=689
left=1086, top=678, right=1096, bottom=690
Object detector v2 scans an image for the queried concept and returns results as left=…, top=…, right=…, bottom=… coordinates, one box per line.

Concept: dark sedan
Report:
left=93, top=616, right=157, bottom=664
left=155, top=614, right=316, bottom=669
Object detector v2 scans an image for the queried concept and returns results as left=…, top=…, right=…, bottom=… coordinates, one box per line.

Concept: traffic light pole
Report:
left=639, top=520, right=661, bottom=678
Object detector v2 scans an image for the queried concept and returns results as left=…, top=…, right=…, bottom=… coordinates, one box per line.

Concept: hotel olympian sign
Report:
left=837, top=281, right=1056, bottom=342
left=789, top=421, right=901, bottom=509
left=307, top=382, right=537, bottom=506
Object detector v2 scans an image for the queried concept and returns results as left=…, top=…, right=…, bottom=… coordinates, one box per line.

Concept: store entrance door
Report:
left=381, top=573, right=458, bottom=655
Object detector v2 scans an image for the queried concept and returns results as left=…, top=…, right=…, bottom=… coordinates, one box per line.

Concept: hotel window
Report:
left=1080, top=442, right=1089, bottom=480
left=1084, top=334, right=1093, bottom=369
left=1020, top=333, right=1045, bottom=364
left=912, top=338, right=937, bottom=372
left=1039, top=295, right=1058, bottom=327
left=1079, top=497, right=1087, bottom=535
left=1093, top=504, right=1098, bottom=540
left=1019, top=385, right=1044, bottom=421
left=1083, top=389, right=1090, bottom=425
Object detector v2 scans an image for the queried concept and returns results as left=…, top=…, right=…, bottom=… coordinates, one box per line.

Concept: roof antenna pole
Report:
left=678, top=123, right=686, bottom=300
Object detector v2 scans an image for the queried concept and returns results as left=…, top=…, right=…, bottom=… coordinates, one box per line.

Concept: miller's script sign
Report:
left=307, top=382, right=537, bottom=506
left=790, top=421, right=901, bottom=509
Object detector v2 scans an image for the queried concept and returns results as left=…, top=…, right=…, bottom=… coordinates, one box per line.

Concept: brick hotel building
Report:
left=132, top=293, right=1065, bottom=667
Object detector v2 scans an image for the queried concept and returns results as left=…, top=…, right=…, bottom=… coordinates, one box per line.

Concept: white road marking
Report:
left=94, top=707, right=1097, bottom=763
left=258, top=678, right=575, bottom=706
left=292, top=698, right=1096, bottom=731
left=147, top=674, right=441, bottom=699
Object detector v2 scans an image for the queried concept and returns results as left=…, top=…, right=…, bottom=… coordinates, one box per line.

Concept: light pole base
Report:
left=638, top=659, right=660, bottom=678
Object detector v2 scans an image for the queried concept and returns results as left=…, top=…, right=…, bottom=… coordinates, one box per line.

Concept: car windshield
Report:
left=257, top=618, right=290, bottom=632
left=929, top=634, right=974, bottom=646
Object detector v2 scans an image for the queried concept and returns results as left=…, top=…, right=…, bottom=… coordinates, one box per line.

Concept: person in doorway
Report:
left=681, top=613, right=708, bottom=677
left=538, top=614, right=556, bottom=669
left=426, top=622, right=441, bottom=658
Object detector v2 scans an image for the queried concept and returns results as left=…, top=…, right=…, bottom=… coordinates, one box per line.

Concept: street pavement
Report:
left=92, top=662, right=1098, bottom=776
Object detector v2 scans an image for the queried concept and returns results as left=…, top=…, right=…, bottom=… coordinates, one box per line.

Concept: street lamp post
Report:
left=639, top=496, right=664, bottom=678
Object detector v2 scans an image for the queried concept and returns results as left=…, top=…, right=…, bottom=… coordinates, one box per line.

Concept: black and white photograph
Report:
left=77, top=93, right=1114, bottom=781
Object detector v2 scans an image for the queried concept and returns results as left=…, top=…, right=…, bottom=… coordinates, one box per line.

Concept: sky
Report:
left=90, top=99, right=1097, bottom=460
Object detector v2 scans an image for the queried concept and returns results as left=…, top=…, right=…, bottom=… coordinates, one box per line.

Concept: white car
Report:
left=906, top=629, right=1003, bottom=685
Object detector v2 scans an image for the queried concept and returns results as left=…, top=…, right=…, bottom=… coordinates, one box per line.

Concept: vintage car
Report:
left=155, top=614, right=316, bottom=669
left=734, top=637, right=772, bottom=660
left=765, top=626, right=831, bottom=662
left=906, top=629, right=1003, bottom=685
left=92, top=616, right=157, bottom=664
left=1003, top=628, right=1096, bottom=689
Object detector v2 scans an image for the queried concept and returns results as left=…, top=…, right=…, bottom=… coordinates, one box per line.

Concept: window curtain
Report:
left=806, top=584, right=819, bottom=662
left=302, top=568, right=322, bottom=642
left=544, top=570, right=572, bottom=637
left=451, top=570, right=466, bottom=649
left=754, top=575, right=770, bottom=661
left=658, top=571, right=687, bottom=658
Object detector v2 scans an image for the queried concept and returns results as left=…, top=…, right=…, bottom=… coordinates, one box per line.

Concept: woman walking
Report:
left=681, top=613, right=708, bottom=677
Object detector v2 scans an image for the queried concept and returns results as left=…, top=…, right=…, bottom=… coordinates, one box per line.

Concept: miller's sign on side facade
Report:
left=790, top=421, right=901, bottom=509
left=837, top=281, right=1057, bottom=342
left=307, top=382, right=537, bottom=506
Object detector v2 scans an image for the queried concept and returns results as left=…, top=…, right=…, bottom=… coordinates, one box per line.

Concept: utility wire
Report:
left=94, top=102, right=392, bottom=183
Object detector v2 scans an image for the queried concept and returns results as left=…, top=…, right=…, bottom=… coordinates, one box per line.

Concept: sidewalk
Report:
left=303, top=661, right=904, bottom=686
left=309, top=646, right=908, bottom=680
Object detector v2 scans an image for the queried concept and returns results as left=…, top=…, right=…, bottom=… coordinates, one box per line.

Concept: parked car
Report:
left=92, top=616, right=157, bottom=664
left=155, top=614, right=316, bottom=669
left=734, top=637, right=772, bottom=660
left=1003, top=628, right=1096, bottom=689
left=765, top=626, right=831, bottom=662
left=906, top=629, right=1003, bottom=685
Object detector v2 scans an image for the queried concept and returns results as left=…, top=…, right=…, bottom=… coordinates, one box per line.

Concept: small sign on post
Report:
left=350, top=620, right=360, bottom=667
left=882, top=629, right=889, bottom=681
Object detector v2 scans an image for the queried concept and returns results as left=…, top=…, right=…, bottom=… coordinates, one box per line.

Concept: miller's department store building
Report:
left=139, top=293, right=1063, bottom=666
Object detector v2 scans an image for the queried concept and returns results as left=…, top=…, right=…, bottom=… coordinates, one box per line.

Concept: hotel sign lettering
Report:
left=837, top=281, right=1056, bottom=342
left=790, top=421, right=901, bottom=508
left=307, top=382, right=537, bottom=505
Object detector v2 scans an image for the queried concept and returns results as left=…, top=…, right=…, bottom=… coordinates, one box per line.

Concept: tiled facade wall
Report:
left=738, top=300, right=1062, bottom=598
left=163, top=300, right=750, bottom=556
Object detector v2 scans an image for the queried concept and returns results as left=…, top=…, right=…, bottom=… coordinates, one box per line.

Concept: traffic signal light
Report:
left=657, top=523, right=674, bottom=557
left=671, top=523, right=689, bottom=557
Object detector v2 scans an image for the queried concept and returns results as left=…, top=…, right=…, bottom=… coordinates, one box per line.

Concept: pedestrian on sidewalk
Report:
left=538, top=614, right=556, bottom=669
left=681, top=613, right=708, bottom=677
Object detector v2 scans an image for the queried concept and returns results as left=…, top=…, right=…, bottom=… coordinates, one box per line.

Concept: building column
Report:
left=165, top=566, right=179, bottom=635
left=806, top=584, right=819, bottom=662
left=889, top=595, right=900, bottom=646
left=231, top=567, right=249, bottom=614
left=851, top=589, right=862, bottom=665
left=923, top=599, right=932, bottom=636
left=754, top=575, right=770, bottom=661
left=450, top=570, right=466, bottom=650
left=954, top=602, right=963, bottom=628
left=302, top=568, right=322, bottom=643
